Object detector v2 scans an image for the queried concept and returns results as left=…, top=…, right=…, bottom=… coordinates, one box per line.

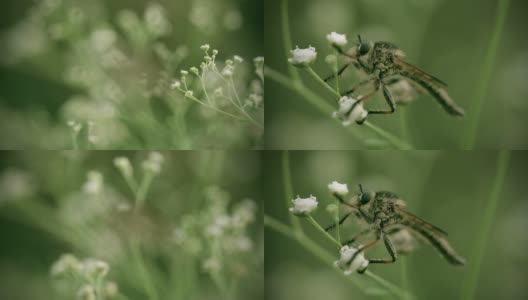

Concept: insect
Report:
left=327, top=184, right=465, bottom=274
left=326, top=35, right=465, bottom=124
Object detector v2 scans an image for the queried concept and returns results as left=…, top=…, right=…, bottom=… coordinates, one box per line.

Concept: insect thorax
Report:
left=369, top=192, right=402, bottom=227
left=367, top=42, right=401, bottom=78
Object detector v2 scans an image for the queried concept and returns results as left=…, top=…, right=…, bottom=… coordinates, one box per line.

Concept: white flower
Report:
left=77, top=284, right=96, bottom=300
left=333, top=96, right=368, bottom=125
left=288, top=46, right=317, bottom=67
left=82, top=171, right=104, bottom=195
left=234, top=55, right=244, bottom=63
left=221, top=65, right=234, bottom=77
left=67, top=120, right=82, bottom=134
left=114, top=157, right=133, bottom=178
left=185, top=90, right=194, bottom=98
left=334, top=245, right=369, bottom=275
left=104, top=282, right=119, bottom=298
left=142, top=151, right=164, bottom=174
left=190, top=67, right=199, bottom=75
left=50, top=254, right=82, bottom=277
left=82, top=258, right=109, bottom=280
left=289, top=195, right=318, bottom=216
left=200, top=44, right=210, bottom=51
left=170, top=80, right=181, bottom=89
left=327, top=181, right=349, bottom=196
left=326, top=32, right=348, bottom=46
left=202, top=257, right=221, bottom=273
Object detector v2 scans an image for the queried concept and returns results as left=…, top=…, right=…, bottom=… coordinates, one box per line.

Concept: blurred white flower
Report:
left=170, top=80, right=181, bottom=89
left=223, top=9, right=242, bottom=30
left=288, top=46, right=317, bottom=67
left=114, top=157, right=133, bottom=178
left=326, top=32, right=348, bottom=46
left=333, top=96, right=368, bottom=125
left=334, top=245, right=369, bottom=275
left=234, top=55, right=244, bottom=63
left=389, top=228, right=418, bottom=254
left=82, top=171, right=104, bottom=195
left=327, top=181, right=349, bottom=196
left=144, top=2, right=171, bottom=37
left=50, top=254, right=82, bottom=277
left=185, top=90, right=194, bottom=98
left=202, top=257, right=221, bottom=273
left=82, top=258, right=109, bottom=280
left=67, top=120, right=82, bottom=134
left=200, top=44, right=210, bottom=51
left=104, top=281, right=119, bottom=298
left=90, top=28, right=117, bottom=52
left=289, top=195, right=318, bottom=216
left=142, top=152, right=164, bottom=174
left=0, top=169, right=34, bottom=202
left=77, top=284, right=96, bottom=300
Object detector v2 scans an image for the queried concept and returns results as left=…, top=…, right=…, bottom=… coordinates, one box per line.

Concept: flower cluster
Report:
left=334, top=245, right=369, bottom=275
left=172, top=187, right=259, bottom=279
left=172, top=44, right=264, bottom=128
left=50, top=254, right=120, bottom=299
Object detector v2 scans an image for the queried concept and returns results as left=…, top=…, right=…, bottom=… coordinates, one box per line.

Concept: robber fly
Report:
left=327, top=35, right=465, bottom=123
left=327, top=184, right=465, bottom=274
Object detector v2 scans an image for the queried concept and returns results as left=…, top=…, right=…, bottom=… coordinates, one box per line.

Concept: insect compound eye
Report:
left=359, top=191, right=372, bottom=205
left=358, top=43, right=371, bottom=56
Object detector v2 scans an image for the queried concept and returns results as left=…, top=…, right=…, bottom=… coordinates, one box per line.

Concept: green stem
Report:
left=265, top=67, right=412, bottom=149
left=136, top=172, right=154, bottom=210
left=282, top=151, right=302, bottom=233
left=306, top=66, right=341, bottom=99
left=461, top=0, right=511, bottom=149
left=364, top=121, right=413, bottom=150
left=306, top=215, right=342, bottom=249
left=334, top=201, right=341, bottom=245
left=185, top=93, right=245, bottom=120
left=129, top=238, right=160, bottom=300
left=399, top=108, right=411, bottom=144
left=399, top=256, right=412, bottom=300
left=264, top=215, right=411, bottom=299
left=459, top=151, right=510, bottom=300
left=280, top=0, right=302, bottom=86
left=333, top=50, right=340, bottom=95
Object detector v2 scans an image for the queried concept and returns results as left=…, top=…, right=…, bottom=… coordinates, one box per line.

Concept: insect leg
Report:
left=323, top=63, right=352, bottom=82
left=324, top=212, right=352, bottom=232
left=342, top=228, right=373, bottom=246
left=367, top=84, right=396, bottom=115
left=343, top=76, right=376, bottom=96
left=368, top=233, right=398, bottom=265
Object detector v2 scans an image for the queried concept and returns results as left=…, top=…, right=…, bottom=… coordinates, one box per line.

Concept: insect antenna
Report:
left=358, top=184, right=364, bottom=194
left=357, top=35, right=363, bottom=44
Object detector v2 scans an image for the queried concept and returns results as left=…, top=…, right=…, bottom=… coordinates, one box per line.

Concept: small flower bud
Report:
left=185, top=90, right=194, bottom=98
left=114, top=157, right=133, bottom=178
left=200, top=44, right=210, bottom=51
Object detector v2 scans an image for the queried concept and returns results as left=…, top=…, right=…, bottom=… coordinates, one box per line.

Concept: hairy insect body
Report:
left=330, top=36, right=465, bottom=120
left=330, top=185, right=465, bottom=273
left=368, top=191, right=403, bottom=228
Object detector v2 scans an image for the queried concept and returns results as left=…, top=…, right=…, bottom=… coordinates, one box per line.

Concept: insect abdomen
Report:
left=403, top=72, right=465, bottom=117
left=407, top=223, right=466, bottom=265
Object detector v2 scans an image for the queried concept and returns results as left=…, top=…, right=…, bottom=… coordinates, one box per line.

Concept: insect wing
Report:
left=396, top=59, right=448, bottom=87
left=397, top=209, right=449, bottom=236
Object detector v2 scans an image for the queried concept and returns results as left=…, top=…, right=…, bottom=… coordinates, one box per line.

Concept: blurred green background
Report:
left=0, top=151, right=263, bottom=300
left=265, top=0, right=528, bottom=149
left=264, top=151, right=527, bottom=299
left=0, top=0, right=263, bottom=149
